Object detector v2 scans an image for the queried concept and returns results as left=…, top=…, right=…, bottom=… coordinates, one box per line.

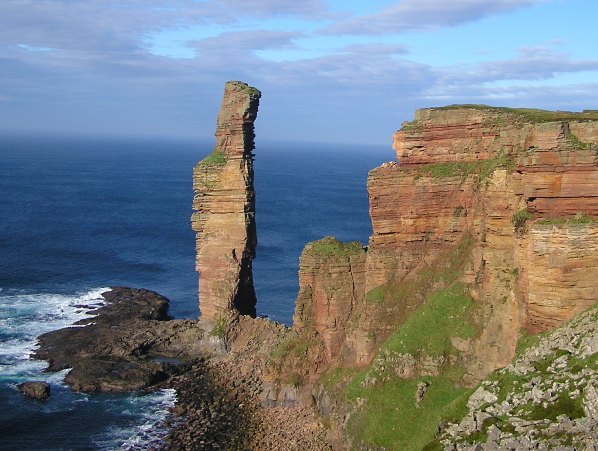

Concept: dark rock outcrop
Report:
left=17, top=381, right=51, bottom=400
left=34, top=287, right=205, bottom=392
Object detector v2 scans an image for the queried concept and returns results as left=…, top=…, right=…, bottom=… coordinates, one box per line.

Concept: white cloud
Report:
left=320, top=0, right=544, bottom=35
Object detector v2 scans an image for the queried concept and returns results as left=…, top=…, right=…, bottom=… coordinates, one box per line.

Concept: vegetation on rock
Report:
left=197, top=149, right=228, bottom=168
left=511, top=208, right=533, bottom=233
left=306, top=236, right=364, bottom=258
left=414, top=151, right=514, bottom=182
left=433, top=104, right=598, bottom=122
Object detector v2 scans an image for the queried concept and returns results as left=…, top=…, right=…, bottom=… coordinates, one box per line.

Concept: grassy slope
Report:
left=343, top=283, right=477, bottom=450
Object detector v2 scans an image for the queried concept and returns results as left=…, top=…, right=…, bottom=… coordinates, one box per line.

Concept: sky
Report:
left=1, top=0, right=597, bottom=145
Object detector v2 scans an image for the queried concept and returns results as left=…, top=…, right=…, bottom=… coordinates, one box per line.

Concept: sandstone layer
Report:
left=295, top=106, right=598, bottom=381
left=290, top=107, right=598, bottom=450
left=191, top=81, right=261, bottom=320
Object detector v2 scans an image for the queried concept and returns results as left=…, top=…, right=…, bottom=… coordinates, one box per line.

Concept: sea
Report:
left=0, top=132, right=390, bottom=449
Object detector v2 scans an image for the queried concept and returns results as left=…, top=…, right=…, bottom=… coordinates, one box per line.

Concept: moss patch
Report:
left=415, top=151, right=514, bottom=183
left=306, top=236, right=364, bottom=258
left=197, top=149, right=228, bottom=168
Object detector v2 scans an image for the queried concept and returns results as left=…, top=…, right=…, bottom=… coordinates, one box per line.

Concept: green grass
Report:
left=519, top=393, right=585, bottom=421
left=567, top=132, right=593, bottom=149
left=342, top=282, right=478, bottom=450
left=346, top=374, right=471, bottom=451
left=306, top=236, right=364, bottom=258
left=270, top=334, right=311, bottom=361
left=383, top=283, right=476, bottom=356
left=401, top=120, right=425, bottom=133
left=415, top=151, right=514, bottom=183
left=197, top=149, right=228, bottom=168
left=319, top=367, right=358, bottom=391
left=512, top=208, right=532, bottom=233
left=432, top=105, right=598, bottom=122
left=536, top=214, right=596, bottom=227
left=515, top=332, right=543, bottom=357
left=365, top=286, right=386, bottom=303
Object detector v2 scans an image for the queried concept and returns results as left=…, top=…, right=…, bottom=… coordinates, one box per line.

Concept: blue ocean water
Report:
left=0, top=133, right=390, bottom=449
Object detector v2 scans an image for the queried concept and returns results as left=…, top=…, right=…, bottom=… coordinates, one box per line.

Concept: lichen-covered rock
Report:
left=440, top=305, right=598, bottom=450
left=191, top=81, right=261, bottom=320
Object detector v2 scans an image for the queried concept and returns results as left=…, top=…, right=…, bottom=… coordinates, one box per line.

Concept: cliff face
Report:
left=191, top=81, right=261, bottom=320
left=295, top=106, right=598, bottom=381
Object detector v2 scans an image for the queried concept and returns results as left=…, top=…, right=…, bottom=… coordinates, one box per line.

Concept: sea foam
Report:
left=0, top=287, right=109, bottom=379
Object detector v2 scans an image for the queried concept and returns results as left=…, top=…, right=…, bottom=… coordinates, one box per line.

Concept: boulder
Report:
left=17, top=381, right=50, bottom=400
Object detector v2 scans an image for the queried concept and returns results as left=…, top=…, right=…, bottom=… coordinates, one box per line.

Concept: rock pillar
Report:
left=191, top=81, right=261, bottom=320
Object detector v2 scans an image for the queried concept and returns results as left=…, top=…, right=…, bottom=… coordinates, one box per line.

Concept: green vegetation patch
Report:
left=401, top=120, right=425, bottom=133
left=229, top=80, right=261, bottom=99
left=365, top=286, right=386, bottom=303
left=342, top=282, right=478, bottom=450
left=517, top=393, right=585, bottom=421
left=306, top=236, right=364, bottom=258
left=567, top=132, right=594, bottom=149
left=415, top=151, right=514, bottom=183
left=536, top=213, right=597, bottom=227
left=346, top=374, right=471, bottom=451
left=319, top=367, right=359, bottom=391
left=512, top=208, right=533, bottom=233
left=209, top=315, right=228, bottom=338
left=270, top=333, right=312, bottom=361
left=433, top=105, right=598, bottom=123
left=197, top=149, right=228, bottom=168
left=383, top=283, right=476, bottom=356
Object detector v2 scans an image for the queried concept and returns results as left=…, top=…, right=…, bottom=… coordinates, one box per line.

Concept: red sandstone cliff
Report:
left=191, top=81, right=261, bottom=320
left=294, top=106, right=598, bottom=381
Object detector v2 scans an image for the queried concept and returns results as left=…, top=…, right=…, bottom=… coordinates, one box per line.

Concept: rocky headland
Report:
left=29, top=85, right=598, bottom=451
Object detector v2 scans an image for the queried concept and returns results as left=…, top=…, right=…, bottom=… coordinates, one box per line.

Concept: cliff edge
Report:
left=289, top=106, right=598, bottom=450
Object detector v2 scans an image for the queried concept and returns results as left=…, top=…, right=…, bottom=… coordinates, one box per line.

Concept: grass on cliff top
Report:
left=431, top=105, right=598, bottom=122
left=197, top=149, right=228, bottom=168
left=344, top=282, right=477, bottom=451
left=305, top=236, right=364, bottom=258
left=228, top=80, right=261, bottom=98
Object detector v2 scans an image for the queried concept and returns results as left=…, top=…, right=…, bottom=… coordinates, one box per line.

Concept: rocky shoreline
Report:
left=30, top=286, right=331, bottom=450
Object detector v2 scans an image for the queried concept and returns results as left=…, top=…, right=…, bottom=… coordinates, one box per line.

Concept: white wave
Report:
left=0, top=287, right=110, bottom=380
left=92, top=388, right=177, bottom=450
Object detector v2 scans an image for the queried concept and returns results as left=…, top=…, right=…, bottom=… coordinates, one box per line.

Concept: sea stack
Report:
left=191, top=81, right=261, bottom=320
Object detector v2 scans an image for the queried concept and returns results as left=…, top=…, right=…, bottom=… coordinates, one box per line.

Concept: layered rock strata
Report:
left=191, top=81, right=261, bottom=320
left=295, top=106, right=598, bottom=381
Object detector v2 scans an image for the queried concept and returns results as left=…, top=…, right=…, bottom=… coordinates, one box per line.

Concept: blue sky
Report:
left=1, top=0, right=597, bottom=144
